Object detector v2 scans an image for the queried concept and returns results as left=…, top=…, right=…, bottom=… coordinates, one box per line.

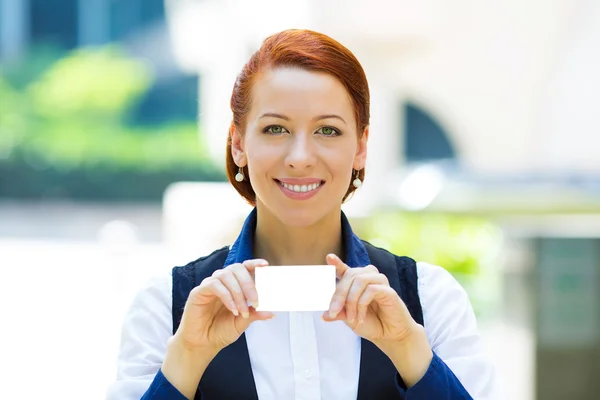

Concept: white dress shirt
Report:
left=106, top=262, right=496, bottom=400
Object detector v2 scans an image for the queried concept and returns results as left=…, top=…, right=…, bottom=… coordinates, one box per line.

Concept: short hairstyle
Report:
left=226, top=29, right=370, bottom=205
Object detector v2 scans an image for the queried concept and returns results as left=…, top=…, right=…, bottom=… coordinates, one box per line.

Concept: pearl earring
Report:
left=235, top=167, right=245, bottom=182
left=352, top=170, right=362, bottom=188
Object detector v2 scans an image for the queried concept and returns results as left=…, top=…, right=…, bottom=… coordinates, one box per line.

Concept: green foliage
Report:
left=16, top=120, right=209, bottom=171
left=356, top=210, right=504, bottom=317
left=0, top=43, right=63, bottom=90
left=361, top=211, right=503, bottom=276
left=0, top=45, right=223, bottom=200
left=0, top=75, right=28, bottom=160
left=27, top=46, right=152, bottom=121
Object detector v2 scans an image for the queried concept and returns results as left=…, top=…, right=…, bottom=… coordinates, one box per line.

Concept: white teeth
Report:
left=281, top=181, right=322, bottom=193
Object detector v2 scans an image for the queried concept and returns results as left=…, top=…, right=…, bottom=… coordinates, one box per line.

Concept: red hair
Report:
left=226, top=29, right=370, bottom=205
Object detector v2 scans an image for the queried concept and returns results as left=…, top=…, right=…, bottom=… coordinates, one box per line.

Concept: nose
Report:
left=285, top=133, right=317, bottom=170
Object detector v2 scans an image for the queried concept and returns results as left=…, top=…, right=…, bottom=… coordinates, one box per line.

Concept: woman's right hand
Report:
left=172, top=259, right=274, bottom=353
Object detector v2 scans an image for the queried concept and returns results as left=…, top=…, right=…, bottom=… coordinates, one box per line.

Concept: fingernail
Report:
left=329, top=301, right=339, bottom=316
left=328, top=309, right=337, bottom=319
left=231, top=308, right=239, bottom=317
left=252, top=301, right=259, bottom=309
left=242, top=311, right=249, bottom=319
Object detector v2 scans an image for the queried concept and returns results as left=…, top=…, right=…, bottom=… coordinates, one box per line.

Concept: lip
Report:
left=277, top=177, right=323, bottom=185
left=275, top=178, right=324, bottom=200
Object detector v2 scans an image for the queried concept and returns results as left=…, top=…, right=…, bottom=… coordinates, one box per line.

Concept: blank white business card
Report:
left=254, top=265, right=336, bottom=311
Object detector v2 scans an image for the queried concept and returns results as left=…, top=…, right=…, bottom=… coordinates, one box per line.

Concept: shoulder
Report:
left=360, top=240, right=418, bottom=270
left=362, top=241, right=466, bottom=304
left=415, top=261, right=471, bottom=320
left=416, top=261, right=468, bottom=300
left=172, top=246, right=230, bottom=279
left=120, top=269, right=173, bottom=328
left=129, top=246, right=231, bottom=309
left=415, top=261, right=477, bottom=346
left=171, top=246, right=230, bottom=290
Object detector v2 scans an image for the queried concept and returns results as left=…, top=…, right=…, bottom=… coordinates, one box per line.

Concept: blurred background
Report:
left=1, top=0, right=599, bottom=399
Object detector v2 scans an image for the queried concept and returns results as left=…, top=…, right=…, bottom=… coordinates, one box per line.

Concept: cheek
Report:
left=245, top=141, right=279, bottom=174
left=324, top=142, right=357, bottom=170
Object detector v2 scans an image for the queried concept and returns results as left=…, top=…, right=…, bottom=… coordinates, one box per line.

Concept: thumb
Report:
left=322, top=308, right=348, bottom=323
left=236, top=308, right=275, bottom=330
left=326, top=253, right=349, bottom=279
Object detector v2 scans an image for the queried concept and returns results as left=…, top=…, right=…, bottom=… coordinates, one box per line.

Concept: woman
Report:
left=108, top=29, right=495, bottom=399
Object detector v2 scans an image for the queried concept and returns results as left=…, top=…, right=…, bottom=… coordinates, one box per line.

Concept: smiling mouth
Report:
left=275, top=180, right=324, bottom=193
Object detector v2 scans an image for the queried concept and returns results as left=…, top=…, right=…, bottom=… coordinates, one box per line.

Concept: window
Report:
left=140, top=0, right=165, bottom=25
left=131, top=75, right=200, bottom=125
left=403, top=102, right=456, bottom=163
left=30, top=0, right=78, bottom=49
left=110, top=0, right=164, bottom=41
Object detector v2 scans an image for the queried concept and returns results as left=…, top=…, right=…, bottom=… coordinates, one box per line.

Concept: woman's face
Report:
left=232, top=67, right=368, bottom=227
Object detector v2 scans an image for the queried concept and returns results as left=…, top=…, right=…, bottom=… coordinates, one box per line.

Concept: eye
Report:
left=316, top=126, right=341, bottom=136
left=263, top=125, right=289, bottom=135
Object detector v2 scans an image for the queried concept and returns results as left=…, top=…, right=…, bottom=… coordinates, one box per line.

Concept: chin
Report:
left=255, top=189, right=343, bottom=228
left=270, top=206, right=315, bottom=226
left=273, top=203, right=339, bottom=229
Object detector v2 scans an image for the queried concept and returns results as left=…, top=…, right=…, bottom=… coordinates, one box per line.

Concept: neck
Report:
left=253, top=207, right=344, bottom=266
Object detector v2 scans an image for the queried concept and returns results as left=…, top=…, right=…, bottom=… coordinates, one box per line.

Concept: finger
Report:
left=328, top=274, right=356, bottom=319
left=322, top=308, right=348, bottom=322
left=326, top=253, right=350, bottom=280
left=213, top=269, right=250, bottom=318
left=229, top=263, right=259, bottom=309
left=357, top=284, right=396, bottom=324
left=327, top=262, right=377, bottom=319
left=242, top=259, right=269, bottom=277
left=345, top=272, right=387, bottom=324
left=235, top=307, right=276, bottom=333
left=190, top=278, right=239, bottom=316
left=248, top=307, right=275, bottom=322
left=326, top=254, right=351, bottom=318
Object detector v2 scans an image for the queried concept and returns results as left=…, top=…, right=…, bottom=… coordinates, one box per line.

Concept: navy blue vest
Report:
left=172, top=241, right=423, bottom=399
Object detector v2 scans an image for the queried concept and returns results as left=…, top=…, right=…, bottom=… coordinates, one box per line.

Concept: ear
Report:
left=353, top=126, right=369, bottom=170
left=230, top=124, right=247, bottom=167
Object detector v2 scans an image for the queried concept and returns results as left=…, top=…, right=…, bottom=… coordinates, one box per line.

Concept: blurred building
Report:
left=0, top=0, right=199, bottom=124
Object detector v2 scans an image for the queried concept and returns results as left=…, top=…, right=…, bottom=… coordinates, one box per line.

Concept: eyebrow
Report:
left=259, top=112, right=346, bottom=124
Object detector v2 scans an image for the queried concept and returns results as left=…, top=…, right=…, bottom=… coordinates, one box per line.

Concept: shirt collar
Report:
left=223, top=208, right=370, bottom=268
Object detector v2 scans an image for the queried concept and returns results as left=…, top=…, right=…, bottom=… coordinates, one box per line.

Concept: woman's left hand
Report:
left=322, top=253, right=420, bottom=345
